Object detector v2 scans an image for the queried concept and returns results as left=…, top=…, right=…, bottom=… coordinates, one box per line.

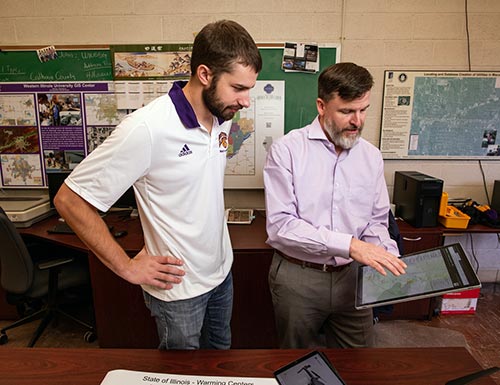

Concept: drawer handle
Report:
left=402, top=236, right=422, bottom=242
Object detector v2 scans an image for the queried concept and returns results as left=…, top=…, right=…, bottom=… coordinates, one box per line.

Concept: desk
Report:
left=12, top=211, right=276, bottom=349
left=9, top=213, right=498, bottom=348
left=0, top=347, right=495, bottom=385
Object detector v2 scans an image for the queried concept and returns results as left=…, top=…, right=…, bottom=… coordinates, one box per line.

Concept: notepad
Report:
left=355, top=243, right=481, bottom=309
left=225, top=209, right=254, bottom=224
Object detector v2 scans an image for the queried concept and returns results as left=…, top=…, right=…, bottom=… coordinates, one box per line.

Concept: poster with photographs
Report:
left=281, top=42, right=319, bottom=73
left=0, top=82, right=123, bottom=187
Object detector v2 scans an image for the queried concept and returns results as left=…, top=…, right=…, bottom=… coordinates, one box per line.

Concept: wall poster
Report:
left=380, top=70, right=500, bottom=159
left=0, top=82, right=124, bottom=187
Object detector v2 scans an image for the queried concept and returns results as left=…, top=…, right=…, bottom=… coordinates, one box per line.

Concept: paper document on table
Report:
left=100, top=369, right=278, bottom=385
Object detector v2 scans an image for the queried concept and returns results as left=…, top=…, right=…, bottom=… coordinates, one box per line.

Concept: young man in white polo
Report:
left=54, top=20, right=262, bottom=349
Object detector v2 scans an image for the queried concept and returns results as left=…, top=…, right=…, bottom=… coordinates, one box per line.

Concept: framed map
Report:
left=380, top=70, right=500, bottom=159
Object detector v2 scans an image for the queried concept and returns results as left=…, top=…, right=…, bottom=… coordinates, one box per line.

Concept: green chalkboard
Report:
left=0, top=49, right=112, bottom=82
left=0, top=46, right=338, bottom=133
left=258, top=46, right=339, bottom=133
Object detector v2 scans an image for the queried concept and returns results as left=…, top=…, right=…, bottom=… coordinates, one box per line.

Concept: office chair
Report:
left=0, top=208, right=96, bottom=347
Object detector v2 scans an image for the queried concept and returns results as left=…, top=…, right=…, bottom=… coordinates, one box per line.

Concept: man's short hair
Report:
left=190, top=20, right=262, bottom=78
left=318, top=62, right=374, bottom=102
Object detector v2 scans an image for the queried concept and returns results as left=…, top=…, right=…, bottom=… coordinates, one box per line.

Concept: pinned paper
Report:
left=37, top=45, right=58, bottom=63
left=281, top=42, right=319, bottom=73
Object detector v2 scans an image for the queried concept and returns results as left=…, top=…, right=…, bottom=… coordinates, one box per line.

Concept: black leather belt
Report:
left=276, top=250, right=350, bottom=272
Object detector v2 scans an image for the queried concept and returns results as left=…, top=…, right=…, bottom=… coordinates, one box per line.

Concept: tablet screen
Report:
left=274, top=351, right=346, bottom=385
left=355, top=243, right=481, bottom=309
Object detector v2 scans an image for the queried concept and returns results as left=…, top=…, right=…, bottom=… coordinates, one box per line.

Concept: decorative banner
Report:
left=110, top=44, right=192, bottom=80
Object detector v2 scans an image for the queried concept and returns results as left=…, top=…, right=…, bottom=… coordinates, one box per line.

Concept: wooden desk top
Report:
left=19, top=210, right=271, bottom=253
left=396, top=218, right=500, bottom=235
left=18, top=211, right=144, bottom=253
left=0, top=347, right=494, bottom=385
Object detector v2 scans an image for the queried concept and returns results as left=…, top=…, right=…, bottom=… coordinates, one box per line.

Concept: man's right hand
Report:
left=349, top=238, right=407, bottom=277
left=55, top=183, right=185, bottom=291
left=125, top=248, right=185, bottom=289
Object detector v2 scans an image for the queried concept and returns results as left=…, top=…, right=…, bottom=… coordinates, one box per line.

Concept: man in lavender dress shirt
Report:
left=263, top=62, right=407, bottom=349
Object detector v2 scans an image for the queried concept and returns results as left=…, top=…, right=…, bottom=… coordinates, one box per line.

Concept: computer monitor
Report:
left=113, top=186, right=137, bottom=209
left=47, top=170, right=72, bottom=208
left=47, top=170, right=137, bottom=210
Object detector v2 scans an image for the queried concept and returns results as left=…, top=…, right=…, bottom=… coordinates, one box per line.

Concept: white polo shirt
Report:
left=65, top=81, right=233, bottom=301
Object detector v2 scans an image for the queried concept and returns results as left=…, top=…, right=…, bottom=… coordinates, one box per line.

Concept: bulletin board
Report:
left=258, top=44, right=340, bottom=133
left=0, top=44, right=340, bottom=189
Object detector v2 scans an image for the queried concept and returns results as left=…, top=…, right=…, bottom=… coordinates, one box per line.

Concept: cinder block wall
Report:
left=1, top=0, right=499, bottom=205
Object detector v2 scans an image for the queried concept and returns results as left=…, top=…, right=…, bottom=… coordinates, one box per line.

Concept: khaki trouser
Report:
left=269, top=252, right=374, bottom=349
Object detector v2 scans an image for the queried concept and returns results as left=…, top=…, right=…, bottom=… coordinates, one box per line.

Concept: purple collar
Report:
left=169, top=81, right=225, bottom=128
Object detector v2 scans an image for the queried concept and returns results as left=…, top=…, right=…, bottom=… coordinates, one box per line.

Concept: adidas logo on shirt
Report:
left=178, top=144, right=193, bottom=157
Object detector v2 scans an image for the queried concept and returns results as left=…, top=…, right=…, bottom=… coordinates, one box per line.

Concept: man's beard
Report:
left=202, top=80, right=240, bottom=121
left=323, top=116, right=363, bottom=150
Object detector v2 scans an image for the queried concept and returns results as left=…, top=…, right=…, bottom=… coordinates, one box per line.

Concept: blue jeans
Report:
left=143, top=273, right=233, bottom=350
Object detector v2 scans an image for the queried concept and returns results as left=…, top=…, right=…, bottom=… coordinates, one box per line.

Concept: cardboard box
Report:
left=440, top=288, right=480, bottom=315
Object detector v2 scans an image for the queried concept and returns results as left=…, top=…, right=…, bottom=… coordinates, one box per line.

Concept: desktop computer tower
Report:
left=491, top=180, right=500, bottom=213
left=393, top=171, right=444, bottom=228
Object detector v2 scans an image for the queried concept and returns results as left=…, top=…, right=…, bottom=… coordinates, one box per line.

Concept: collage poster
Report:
left=0, top=82, right=126, bottom=187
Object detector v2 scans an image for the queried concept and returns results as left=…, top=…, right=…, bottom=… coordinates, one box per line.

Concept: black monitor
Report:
left=113, top=186, right=137, bottom=209
left=47, top=170, right=137, bottom=210
left=47, top=170, right=72, bottom=208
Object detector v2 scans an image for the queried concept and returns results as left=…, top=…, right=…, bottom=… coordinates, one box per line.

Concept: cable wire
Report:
left=478, top=160, right=490, bottom=205
left=468, top=233, right=480, bottom=274
left=465, top=0, right=472, bottom=71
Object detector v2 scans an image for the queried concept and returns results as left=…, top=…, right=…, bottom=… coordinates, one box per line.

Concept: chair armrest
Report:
left=37, top=257, right=74, bottom=270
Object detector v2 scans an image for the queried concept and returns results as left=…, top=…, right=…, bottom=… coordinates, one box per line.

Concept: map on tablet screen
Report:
left=355, top=243, right=481, bottom=309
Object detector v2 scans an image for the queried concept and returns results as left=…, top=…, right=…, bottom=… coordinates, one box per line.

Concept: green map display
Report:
left=356, top=243, right=481, bottom=309
left=360, top=250, right=452, bottom=305
left=380, top=71, right=500, bottom=159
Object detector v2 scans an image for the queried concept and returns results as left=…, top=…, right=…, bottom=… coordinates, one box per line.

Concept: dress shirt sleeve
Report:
left=358, top=156, right=400, bottom=256
left=263, top=141, right=353, bottom=259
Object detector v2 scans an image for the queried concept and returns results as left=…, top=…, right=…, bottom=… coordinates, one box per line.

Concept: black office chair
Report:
left=0, top=208, right=96, bottom=347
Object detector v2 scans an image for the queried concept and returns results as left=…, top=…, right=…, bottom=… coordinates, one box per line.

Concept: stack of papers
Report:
left=100, top=369, right=277, bottom=385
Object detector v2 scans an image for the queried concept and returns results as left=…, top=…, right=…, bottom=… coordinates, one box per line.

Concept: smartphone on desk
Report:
left=274, top=350, right=347, bottom=385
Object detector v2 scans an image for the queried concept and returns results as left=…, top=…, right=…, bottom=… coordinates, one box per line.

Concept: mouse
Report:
left=113, top=230, right=128, bottom=238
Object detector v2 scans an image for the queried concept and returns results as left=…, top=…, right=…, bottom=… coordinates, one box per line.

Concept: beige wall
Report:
left=1, top=0, right=499, bottom=208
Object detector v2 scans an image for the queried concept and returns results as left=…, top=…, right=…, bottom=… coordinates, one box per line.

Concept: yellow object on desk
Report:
left=438, top=205, right=470, bottom=229
left=439, top=192, right=449, bottom=217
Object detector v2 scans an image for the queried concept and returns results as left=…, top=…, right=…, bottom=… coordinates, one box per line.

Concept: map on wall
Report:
left=226, top=105, right=256, bottom=176
left=380, top=70, right=500, bottom=159
left=1, top=154, right=43, bottom=186
left=84, top=94, right=127, bottom=126
left=0, top=95, right=37, bottom=126
left=223, top=81, right=284, bottom=189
